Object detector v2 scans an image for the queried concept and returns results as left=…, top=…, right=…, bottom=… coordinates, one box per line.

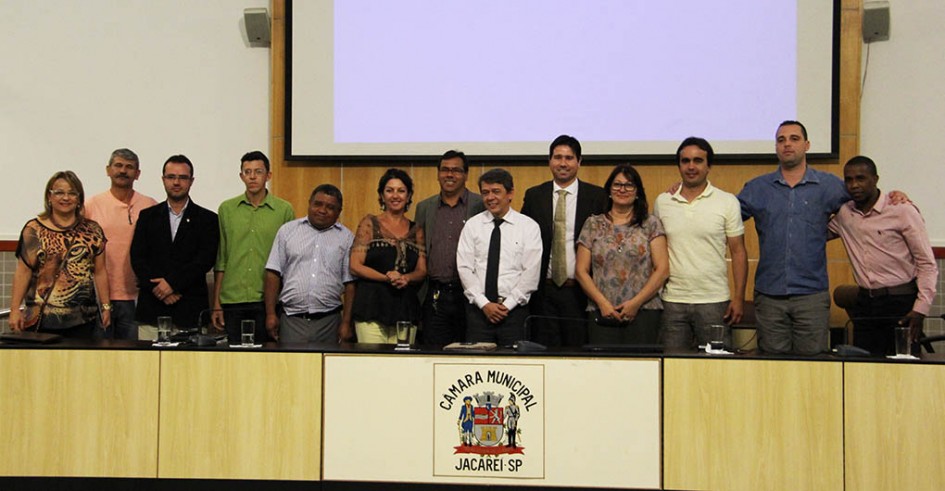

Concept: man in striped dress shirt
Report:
left=264, top=184, right=356, bottom=344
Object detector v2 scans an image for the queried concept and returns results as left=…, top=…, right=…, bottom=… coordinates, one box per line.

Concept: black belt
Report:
left=859, top=280, right=918, bottom=298
left=288, top=306, right=342, bottom=320
left=545, top=278, right=577, bottom=288
left=429, top=280, right=463, bottom=291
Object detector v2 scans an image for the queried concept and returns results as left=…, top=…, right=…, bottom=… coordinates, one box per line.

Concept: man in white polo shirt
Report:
left=654, top=137, right=747, bottom=350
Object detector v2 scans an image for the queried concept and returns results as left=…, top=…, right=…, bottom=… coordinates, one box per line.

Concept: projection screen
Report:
left=287, top=0, right=837, bottom=161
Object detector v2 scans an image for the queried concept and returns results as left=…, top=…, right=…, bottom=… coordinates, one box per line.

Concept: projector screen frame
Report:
left=284, top=0, right=840, bottom=165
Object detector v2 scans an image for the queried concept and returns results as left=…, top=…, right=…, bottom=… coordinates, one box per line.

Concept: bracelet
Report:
left=101, top=303, right=113, bottom=311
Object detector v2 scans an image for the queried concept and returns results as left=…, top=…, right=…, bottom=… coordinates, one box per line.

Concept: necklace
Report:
left=606, top=209, right=634, bottom=253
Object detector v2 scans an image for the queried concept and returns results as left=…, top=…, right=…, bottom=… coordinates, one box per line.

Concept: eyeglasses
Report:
left=439, top=167, right=465, bottom=175
left=611, top=182, right=637, bottom=191
left=241, top=168, right=268, bottom=177
left=163, top=174, right=193, bottom=182
left=49, top=190, right=79, bottom=199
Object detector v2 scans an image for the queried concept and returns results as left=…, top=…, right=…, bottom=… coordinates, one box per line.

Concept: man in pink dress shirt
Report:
left=828, top=156, right=938, bottom=355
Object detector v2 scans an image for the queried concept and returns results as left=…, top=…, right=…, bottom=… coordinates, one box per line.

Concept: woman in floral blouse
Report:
left=575, top=164, right=668, bottom=344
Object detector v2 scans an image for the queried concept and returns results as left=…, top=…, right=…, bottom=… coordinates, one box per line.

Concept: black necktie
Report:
left=485, top=218, right=503, bottom=303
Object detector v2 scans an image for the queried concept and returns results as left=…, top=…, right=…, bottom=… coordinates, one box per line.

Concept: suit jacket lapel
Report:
left=542, top=181, right=554, bottom=226
left=158, top=202, right=174, bottom=249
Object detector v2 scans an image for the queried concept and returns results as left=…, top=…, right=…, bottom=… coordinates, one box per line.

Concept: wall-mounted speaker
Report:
left=863, top=1, right=890, bottom=43
left=244, top=7, right=271, bottom=46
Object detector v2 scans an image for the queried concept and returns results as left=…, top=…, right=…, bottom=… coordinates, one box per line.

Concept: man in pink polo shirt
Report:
left=828, top=156, right=938, bottom=355
left=85, top=148, right=158, bottom=339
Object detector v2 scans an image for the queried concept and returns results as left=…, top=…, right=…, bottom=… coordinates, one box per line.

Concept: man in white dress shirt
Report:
left=457, top=168, right=542, bottom=345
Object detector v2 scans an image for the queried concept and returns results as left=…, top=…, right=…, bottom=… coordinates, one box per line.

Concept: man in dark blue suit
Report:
left=131, top=154, right=219, bottom=338
left=521, top=135, right=607, bottom=347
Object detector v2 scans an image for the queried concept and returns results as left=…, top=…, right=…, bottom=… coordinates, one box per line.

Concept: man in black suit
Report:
left=131, top=154, right=219, bottom=338
left=521, top=135, right=607, bottom=347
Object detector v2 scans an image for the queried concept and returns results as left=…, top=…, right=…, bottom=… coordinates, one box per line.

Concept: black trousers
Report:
left=530, top=282, right=588, bottom=347
left=222, top=302, right=272, bottom=345
left=851, top=291, right=917, bottom=356
left=421, top=283, right=467, bottom=346
left=465, top=303, right=527, bottom=347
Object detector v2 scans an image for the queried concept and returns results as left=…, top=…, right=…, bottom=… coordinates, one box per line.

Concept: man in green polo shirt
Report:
left=212, top=150, right=295, bottom=344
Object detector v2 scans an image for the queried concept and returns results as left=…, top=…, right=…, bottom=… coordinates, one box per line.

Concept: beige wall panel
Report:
left=663, top=359, right=844, bottom=491
left=843, top=0, right=863, bottom=12
left=341, top=165, right=398, bottom=230
left=158, top=351, right=322, bottom=480
left=0, top=350, right=159, bottom=477
left=844, top=362, right=945, bottom=491
left=839, top=7, right=863, bottom=138
left=829, top=261, right=856, bottom=326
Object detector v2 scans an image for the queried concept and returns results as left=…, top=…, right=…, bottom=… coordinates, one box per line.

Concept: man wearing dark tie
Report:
left=130, top=155, right=219, bottom=337
left=456, top=169, right=542, bottom=345
left=521, top=135, right=607, bottom=347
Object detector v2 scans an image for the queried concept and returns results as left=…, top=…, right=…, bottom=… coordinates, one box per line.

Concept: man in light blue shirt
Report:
left=264, top=184, right=355, bottom=344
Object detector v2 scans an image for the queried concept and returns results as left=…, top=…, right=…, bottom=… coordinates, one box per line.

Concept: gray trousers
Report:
left=279, top=312, right=340, bottom=344
left=754, top=291, right=830, bottom=355
left=660, top=300, right=730, bottom=351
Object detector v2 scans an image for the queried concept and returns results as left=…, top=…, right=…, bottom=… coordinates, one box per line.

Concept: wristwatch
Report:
left=101, top=303, right=113, bottom=311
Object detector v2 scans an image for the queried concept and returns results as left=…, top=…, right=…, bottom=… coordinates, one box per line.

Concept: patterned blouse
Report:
left=16, top=218, right=106, bottom=329
left=577, top=213, right=665, bottom=311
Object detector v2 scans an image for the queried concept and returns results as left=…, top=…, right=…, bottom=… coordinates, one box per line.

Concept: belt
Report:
left=429, top=280, right=463, bottom=291
left=859, top=280, right=918, bottom=298
left=287, top=306, right=342, bottom=320
left=545, top=278, right=577, bottom=288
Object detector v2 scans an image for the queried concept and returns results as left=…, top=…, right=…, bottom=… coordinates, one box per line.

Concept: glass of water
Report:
left=156, top=316, right=173, bottom=345
left=395, top=321, right=413, bottom=350
left=241, top=319, right=256, bottom=347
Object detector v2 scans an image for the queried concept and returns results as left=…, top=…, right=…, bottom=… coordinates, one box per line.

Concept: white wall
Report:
left=860, top=1, right=945, bottom=246
left=0, top=0, right=270, bottom=240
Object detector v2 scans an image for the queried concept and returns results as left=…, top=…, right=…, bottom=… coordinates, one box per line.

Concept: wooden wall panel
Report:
left=0, top=350, right=160, bottom=477
left=845, top=362, right=945, bottom=491
left=664, top=359, right=845, bottom=491
left=158, top=351, right=323, bottom=480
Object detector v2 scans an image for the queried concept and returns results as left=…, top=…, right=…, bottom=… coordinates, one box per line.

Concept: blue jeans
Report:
left=94, top=300, right=138, bottom=340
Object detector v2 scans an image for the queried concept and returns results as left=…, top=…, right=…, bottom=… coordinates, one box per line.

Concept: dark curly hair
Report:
left=376, top=168, right=414, bottom=212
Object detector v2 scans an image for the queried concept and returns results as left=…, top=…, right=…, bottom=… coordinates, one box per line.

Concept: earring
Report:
left=380, top=202, right=387, bottom=211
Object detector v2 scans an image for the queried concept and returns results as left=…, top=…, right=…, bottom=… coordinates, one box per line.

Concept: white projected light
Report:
left=287, top=0, right=836, bottom=159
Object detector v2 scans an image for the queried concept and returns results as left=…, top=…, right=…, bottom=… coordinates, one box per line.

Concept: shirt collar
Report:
left=847, top=190, right=887, bottom=216
left=484, top=208, right=517, bottom=224
left=774, top=166, right=820, bottom=186
left=438, top=189, right=468, bottom=207
left=304, top=217, right=341, bottom=231
left=168, top=198, right=190, bottom=216
left=239, top=190, right=273, bottom=209
left=670, top=180, right=715, bottom=202
left=554, top=179, right=579, bottom=195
